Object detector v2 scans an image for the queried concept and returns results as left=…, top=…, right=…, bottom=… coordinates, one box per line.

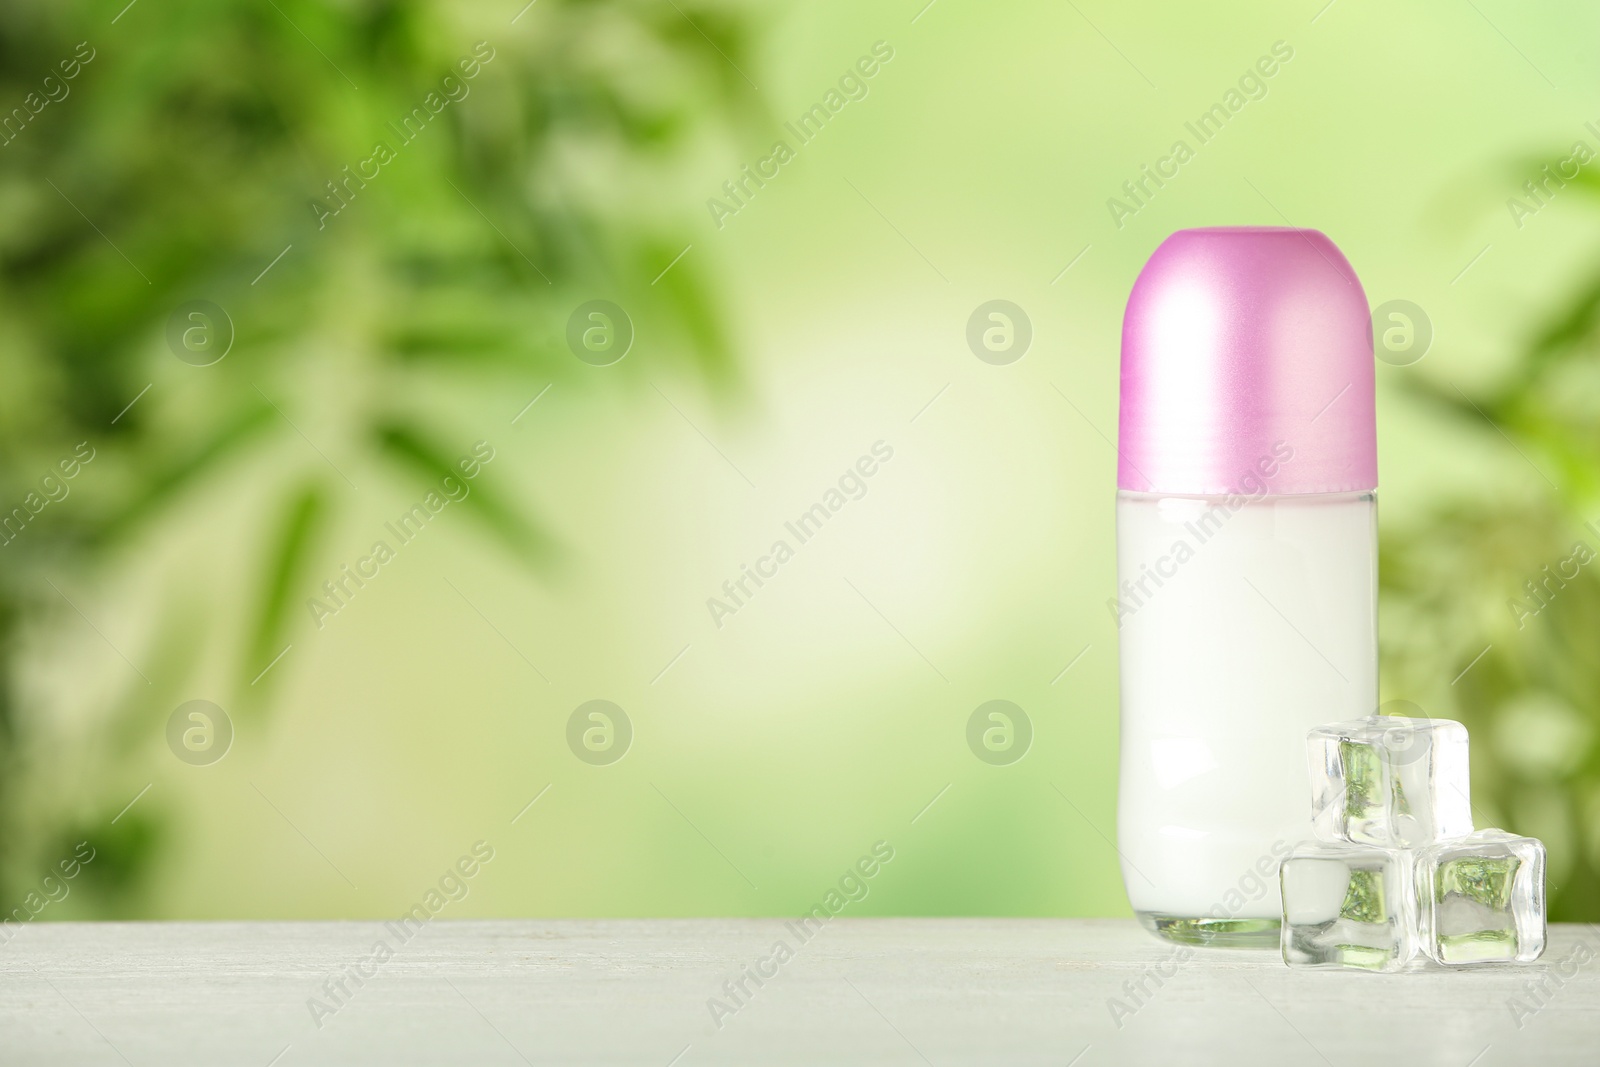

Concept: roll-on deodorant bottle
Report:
left=1114, top=227, right=1378, bottom=947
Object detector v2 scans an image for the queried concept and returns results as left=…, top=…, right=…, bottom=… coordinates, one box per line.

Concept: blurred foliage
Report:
left=0, top=0, right=756, bottom=910
left=3, top=0, right=1598, bottom=927
left=1381, top=182, right=1600, bottom=921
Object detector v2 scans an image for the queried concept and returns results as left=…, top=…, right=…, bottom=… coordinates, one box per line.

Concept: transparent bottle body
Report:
left=1114, top=490, right=1377, bottom=947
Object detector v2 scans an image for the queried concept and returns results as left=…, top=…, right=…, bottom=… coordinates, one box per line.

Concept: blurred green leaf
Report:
left=239, top=481, right=328, bottom=712
left=91, top=401, right=277, bottom=546
left=375, top=420, right=559, bottom=569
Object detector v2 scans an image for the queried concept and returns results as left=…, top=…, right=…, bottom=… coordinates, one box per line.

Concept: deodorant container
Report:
left=1114, top=227, right=1378, bottom=947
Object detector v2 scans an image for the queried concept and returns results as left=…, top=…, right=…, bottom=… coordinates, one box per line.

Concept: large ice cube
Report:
left=1307, top=714, right=1472, bottom=847
left=1416, top=830, right=1545, bottom=965
left=1279, top=841, right=1416, bottom=971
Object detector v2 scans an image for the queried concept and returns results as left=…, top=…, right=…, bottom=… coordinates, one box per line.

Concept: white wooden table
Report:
left=1, top=919, right=1595, bottom=1064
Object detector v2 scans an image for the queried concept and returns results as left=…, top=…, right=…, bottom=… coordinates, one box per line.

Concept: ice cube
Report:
left=1416, top=830, right=1545, bottom=965
left=1307, top=714, right=1472, bottom=847
left=1279, top=841, right=1417, bottom=971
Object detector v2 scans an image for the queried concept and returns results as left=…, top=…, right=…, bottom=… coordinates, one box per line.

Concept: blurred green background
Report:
left=2, top=0, right=1598, bottom=922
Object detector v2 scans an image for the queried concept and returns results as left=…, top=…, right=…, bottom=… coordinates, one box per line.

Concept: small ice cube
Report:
left=1280, top=841, right=1416, bottom=971
left=1416, top=830, right=1545, bottom=965
left=1307, top=715, right=1472, bottom=847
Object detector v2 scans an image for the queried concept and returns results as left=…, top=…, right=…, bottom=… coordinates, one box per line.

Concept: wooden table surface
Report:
left=1, top=918, right=1596, bottom=1065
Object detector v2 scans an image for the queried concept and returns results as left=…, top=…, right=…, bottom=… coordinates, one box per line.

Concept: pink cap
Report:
left=1118, top=227, right=1377, bottom=496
